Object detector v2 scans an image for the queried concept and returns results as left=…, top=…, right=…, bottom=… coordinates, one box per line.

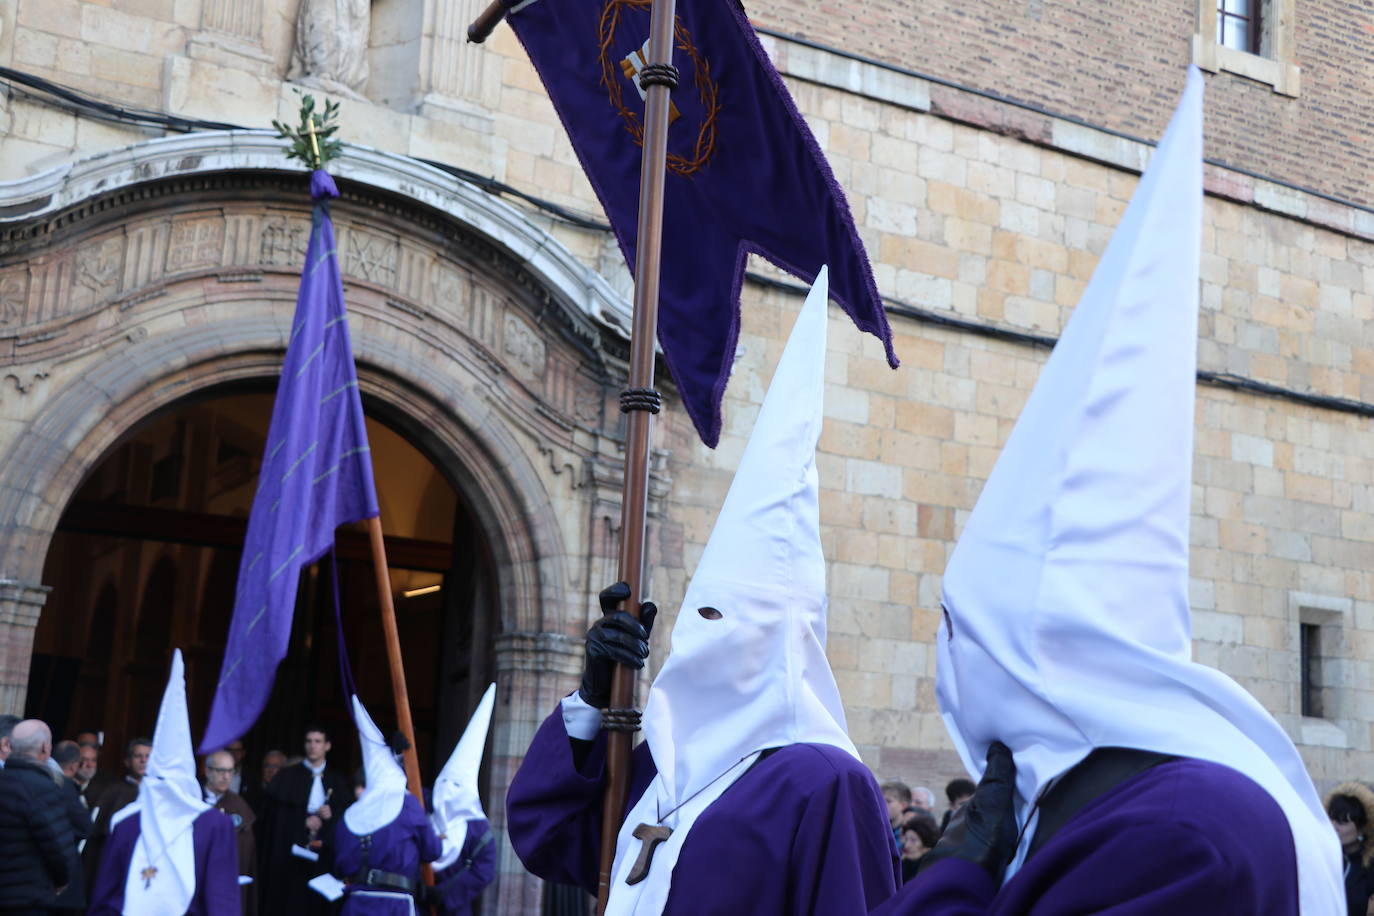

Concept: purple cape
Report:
left=872, top=758, right=1299, bottom=915
left=333, top=793, right=441, bottom=915
left=432, top=817, right=496, bottom=916
left=507, top=704, right=899, bottom=914
left=87, top=808, right=240, bottom=916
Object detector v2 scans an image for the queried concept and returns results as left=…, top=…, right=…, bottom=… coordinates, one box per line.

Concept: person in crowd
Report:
left=939, top=778, right=974, bottom=833
left=204, top=749, right=258, bottom=914
left=74, top=731, right=101, bottom=749
left=1326, top=783, right=1374, bottom=916
left=873, top=70, right=1341, bottom=915
left=244, top=748, right=286, bottom=815
left=75, top=739, right=110, bottom=807
left=89, top=651, right=238, bottom=915
left=427, top=684, right=497, bottom=915
left=84, top=736, right=152, bottom=888
left=332, top=698, right=441, bottom=914
left=0, top=713, right=21, bottom=765
left=882, top=781, right=913, bottom=829
left=50, top=741, right=92, bottom=911
left=507, top=272, right=898, bottom=914
left=260, top=725, right=351, bottom=915
left=0, top=719, right=74, bottom=911
left=899, top=812, right=939, bottom=884
left=910, top=786, right=936, bottom=812
left=225, top=739, right=247, bottom=794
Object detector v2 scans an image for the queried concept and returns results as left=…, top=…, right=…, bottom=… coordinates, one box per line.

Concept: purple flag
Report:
left=503, top=0, right=898, bottom=446
left=199, top=170, right=379, bottom=753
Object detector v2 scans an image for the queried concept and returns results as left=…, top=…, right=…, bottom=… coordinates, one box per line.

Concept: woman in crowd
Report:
left=1326, top=782, right=1374, bottom=916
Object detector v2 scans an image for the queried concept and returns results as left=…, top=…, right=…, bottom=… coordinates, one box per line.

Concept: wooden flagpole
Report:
left=469, top=1, right=679, bottom=912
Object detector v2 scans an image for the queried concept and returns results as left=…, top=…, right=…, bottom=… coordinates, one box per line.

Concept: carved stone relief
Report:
left=430, top=261, right=472, bottom=327
left=167, top=217, right=226, bottom=274
left=259, top=217, right=310, bottom=268
left=75, top=238, right=123, bottom=295
left=503, top=313, right=546, bottom=380
left=0, top=268, right=28, bottom=325
left=343, top=228, right=399, bottom=287
left=287, top=0, right=371, bottom=99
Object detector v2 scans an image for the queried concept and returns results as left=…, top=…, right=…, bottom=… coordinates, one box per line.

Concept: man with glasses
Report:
left=204, top=749, right=257, bottom=914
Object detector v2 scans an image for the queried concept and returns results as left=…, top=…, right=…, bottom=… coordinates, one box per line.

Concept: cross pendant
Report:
left=141, top=866, right=157, bottom=889
left=626, top=823, right=673, bottom=885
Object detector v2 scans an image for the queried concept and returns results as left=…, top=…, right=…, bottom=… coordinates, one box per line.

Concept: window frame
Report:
left=1193, top=0, right=1301, bottom=97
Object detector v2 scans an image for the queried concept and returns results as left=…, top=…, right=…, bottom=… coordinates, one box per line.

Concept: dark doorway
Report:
left=28, top=388, right=498, bottom=791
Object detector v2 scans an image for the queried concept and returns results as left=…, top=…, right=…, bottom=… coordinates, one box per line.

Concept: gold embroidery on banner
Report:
left=598, top=0, right=720, bottom=177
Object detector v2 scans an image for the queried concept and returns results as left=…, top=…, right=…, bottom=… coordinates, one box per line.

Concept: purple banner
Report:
left=505, top=0, right=898, bottom=446
left=200, top=170, right=379, bottom=753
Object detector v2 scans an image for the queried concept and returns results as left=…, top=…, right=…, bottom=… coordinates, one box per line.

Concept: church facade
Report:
left=1, top=0, right=1372, bottom=910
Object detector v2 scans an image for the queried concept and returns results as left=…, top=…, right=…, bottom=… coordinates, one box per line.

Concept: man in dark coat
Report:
left=82, top=736, right=150, bottom=890
left=0, top=719, right=75, bottom=912
left=75, top=740, right=113, bottom=808
left=204, top=749, right=258, bottom=914
left=50, top=741, right=92, bottom=911
left=260, top=726, right=351, bottom=915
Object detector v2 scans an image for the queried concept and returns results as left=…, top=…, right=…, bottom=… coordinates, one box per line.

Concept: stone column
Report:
left=490, top=630, right=583, bottom=913
left=415, top=0, right=502, bottom=126
left=0, top=579, right=50, bottom=716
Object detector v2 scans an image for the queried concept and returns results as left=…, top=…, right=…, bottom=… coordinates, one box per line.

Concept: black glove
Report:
left=579, top=582, right=657, bottom=709
left=918, top=741, right=1019, bottom=881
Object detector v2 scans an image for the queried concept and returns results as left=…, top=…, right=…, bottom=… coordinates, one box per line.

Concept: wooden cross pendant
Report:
left=140, top=866, right=158, bottom=889
left=626, top=823, right=673, bottom=885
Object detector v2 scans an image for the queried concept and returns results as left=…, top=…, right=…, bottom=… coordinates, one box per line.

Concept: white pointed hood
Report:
left=431, top=683, right=495, bottom=869
left=118, top=649, right=210, bottom=916
left=343, top=695, right=408, bottom=835
left=936, top=67, right=1343, bottom=912
left=644, top=264, right=856, bottom=805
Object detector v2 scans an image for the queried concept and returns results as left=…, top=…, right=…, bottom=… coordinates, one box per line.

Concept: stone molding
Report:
left=0, top=131, right=632, bottom=333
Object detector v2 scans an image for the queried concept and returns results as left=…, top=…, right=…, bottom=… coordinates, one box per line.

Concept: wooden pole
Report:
left=595, top=0, right=678, bottom=912
left=365, top=515, right=436, bottom=892
left=463, top=2, right=679, bottom=912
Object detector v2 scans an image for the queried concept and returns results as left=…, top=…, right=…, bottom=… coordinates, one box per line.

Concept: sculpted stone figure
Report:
left=288, top=0, right=371, bottom=99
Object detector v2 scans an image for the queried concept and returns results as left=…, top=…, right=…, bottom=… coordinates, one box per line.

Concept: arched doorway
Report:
left=26, top=385, right=499, bottom=785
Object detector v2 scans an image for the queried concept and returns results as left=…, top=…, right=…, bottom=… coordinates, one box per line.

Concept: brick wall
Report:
left=747, top=0, right=1374, bottom=209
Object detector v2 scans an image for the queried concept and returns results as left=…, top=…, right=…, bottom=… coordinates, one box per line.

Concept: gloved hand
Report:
left=579, top=582, right=658, bottom=709
left=918, top=741, right=1019, bottom=881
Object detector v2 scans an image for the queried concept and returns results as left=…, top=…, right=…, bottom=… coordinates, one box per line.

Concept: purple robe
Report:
left=507, top=705, right=899, bottom=914
left=87, top=809, right=240, bottom=916
left=873, top=758, right=1298, bottom=915
left=432, top=817, right=496, bottom=916
left=333, top=794, right=441, bottom=915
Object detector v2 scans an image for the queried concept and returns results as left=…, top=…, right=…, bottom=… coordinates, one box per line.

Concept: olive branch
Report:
left=271, top=93, right=343, bottom=170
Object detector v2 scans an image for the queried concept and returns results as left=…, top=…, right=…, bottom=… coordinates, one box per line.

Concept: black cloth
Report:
left=0, top=756, right=75, bottom=907
left=1343, top=851, right=1374, bottom=916
left=53, top=777, right=91, bottom=910
left=259, top=761, right=351, bottom=916
left=79, top=770, right=115, bottom=809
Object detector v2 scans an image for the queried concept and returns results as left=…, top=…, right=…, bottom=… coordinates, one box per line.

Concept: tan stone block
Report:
left=967, top=160, right=1014, bottom=198
left=880, top=235, right=959, bottom=279
left=878, top=430, right=942, bottom=470
left=1286, top=472, right=1333, bottom=504
left=828, top=123, right=871, bottom=162
left=877, top=535, right=907, bottom=570
left=953, top=411, right=997, bottom=447
left=820, top=490, right=865, bottom=527
left=928, top=181, right=998, bottom=224
left=90, top=44, right=163, bottom=90
left=14, top=28, right=58, bottom=69
left=896, top=401, right=954, bottom=439
left=18, top=0, right=85, bottom=40
left=821, top=418, right=883, bottom=459
left=986, top=259, right=1030, bottom=295
left=1064, top=158, right=1111, bottom=194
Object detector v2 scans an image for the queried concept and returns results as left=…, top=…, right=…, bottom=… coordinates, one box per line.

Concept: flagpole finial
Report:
left=272, top=91, right=343, bottom=171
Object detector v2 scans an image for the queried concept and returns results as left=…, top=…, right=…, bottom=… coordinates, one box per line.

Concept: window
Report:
left=1299, top=622, right=1321, bottom=718
left=1288, top=593, right=1353, bottom=750
left=1193, top=0, right=1300, bottom=97
left=1217, top=0, right=1261, bottom=55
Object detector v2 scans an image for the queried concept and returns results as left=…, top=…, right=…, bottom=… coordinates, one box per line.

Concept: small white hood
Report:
left=119, top=649, right=210, bottom=916
left=936, top=67, right=1342, bottom=913
left=343, top=695, right=408, bottom=836
left=431, top=682, right=496, bottom=869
